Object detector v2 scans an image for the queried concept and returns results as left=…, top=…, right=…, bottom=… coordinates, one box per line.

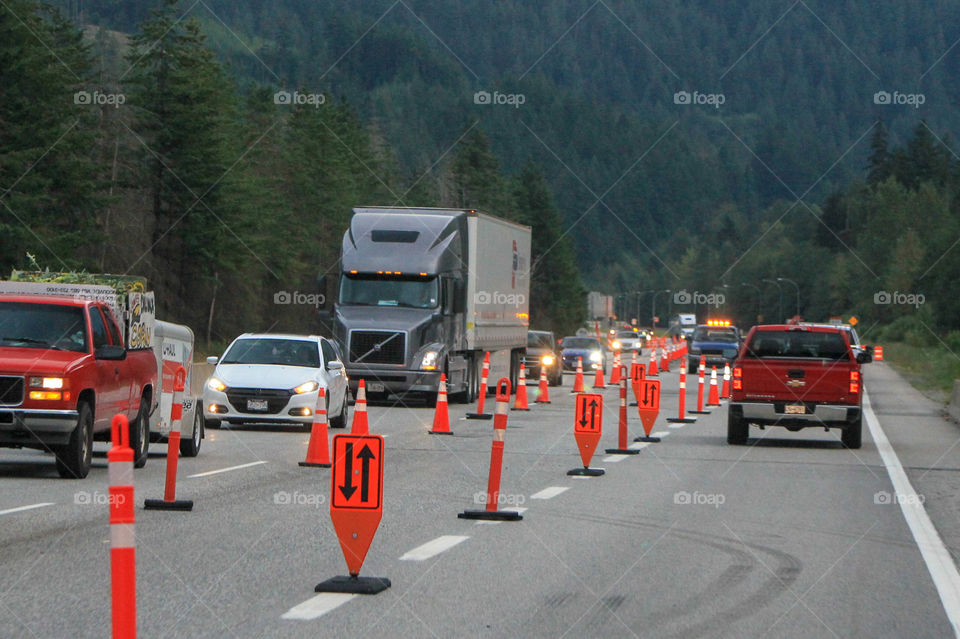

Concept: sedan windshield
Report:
left=0, top=302, right=87, bottom=353
left=339, top=274, right=438, bottom=309
left=562, top=338, right=600, bottom=350
left=221, top=338, right=320, bottom=367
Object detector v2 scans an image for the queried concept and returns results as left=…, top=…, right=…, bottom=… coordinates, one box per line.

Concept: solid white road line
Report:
left=863, top=390, right=960, bottom=636
left=530, top=486, right=569, bottom=500
left=281, top=593, right=356, bottom=620
left=602, top=455, right=628, bottom=462
left=400, top=535, right=470, bottom=561
left=0, top=502, right=54, bottom=516
left=187, top=460, right=267, bottom=478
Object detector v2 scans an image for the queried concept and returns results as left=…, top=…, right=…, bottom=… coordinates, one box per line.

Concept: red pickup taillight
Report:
left=732, top=366, right=742, bottom=390
left=849, top=370, right=860, bottom=394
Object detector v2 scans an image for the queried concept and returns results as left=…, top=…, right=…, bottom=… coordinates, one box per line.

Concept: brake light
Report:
left=732, top=367, right=742, bottom=390
left=849, top=370, right=860, bottom=394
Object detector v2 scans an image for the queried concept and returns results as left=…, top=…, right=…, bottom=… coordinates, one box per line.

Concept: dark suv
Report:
left=525, top=330, right=562, bottom=386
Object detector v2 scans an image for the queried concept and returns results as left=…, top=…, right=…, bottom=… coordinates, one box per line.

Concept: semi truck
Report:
left=332, top=207, right=531, bottom=404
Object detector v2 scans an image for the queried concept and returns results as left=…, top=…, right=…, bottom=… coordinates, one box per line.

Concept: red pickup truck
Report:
left=0, top=295, right=158, bottom=477
left=728, top=324, right=872, bottom=448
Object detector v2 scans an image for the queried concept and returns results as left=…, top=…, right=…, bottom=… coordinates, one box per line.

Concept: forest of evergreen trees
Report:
left=4, top=0, right=960, bottom=348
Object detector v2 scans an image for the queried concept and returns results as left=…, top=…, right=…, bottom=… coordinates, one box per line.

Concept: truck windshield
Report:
left=339, top=274, right=438, bottom=309
left=693, top=328, right=738, bottom=343
left=746, top=330, right=850, bottom=360
left=528, top=332, right=553, bottom=348
left=0, top=302, right=88, bottom=353
left=562, top=338, right=600, bottom=350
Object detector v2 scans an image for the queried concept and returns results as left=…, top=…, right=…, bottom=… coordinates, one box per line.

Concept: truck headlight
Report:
left=29, top=376, right=65, bottom=389
left=207, top=377, right=227, bottom=392
left=541, top=354, right=555, bottom=367
left=611, top=340, right=621, bottom=350
left=293, top=381, right=319, bottom=394
left=589, top=351, right=602, bottom=363
left=420, top=350, right=440, bottom=371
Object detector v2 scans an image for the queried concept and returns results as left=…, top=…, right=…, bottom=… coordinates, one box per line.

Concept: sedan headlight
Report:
left=589, top=351, right=602, bottom=363
left=207, top=377, right=227, bottom=392
left=293, top=380, right=319, bottom=394
left=611, top=340, right=621, bottom=350
left=541, top=354, right=555, bottom=367
left=420, top=350, right=440, bottom=371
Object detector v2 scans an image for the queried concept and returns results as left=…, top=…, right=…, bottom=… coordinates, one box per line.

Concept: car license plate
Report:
left=367, top=382, right=385, bottom=393
left=785, top=404, right=806, bottom=414
left=247, top=399, right=269, bottom=411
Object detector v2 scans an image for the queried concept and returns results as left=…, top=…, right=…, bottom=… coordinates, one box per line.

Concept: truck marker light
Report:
left=29, top=391, right=62, bottom=401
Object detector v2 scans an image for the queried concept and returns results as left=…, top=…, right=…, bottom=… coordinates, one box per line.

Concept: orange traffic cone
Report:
left=535, top=367, right=551, bottom=404
left=661, top=345, right=670, bottom=372
left=300, top=387, right=331, bottom=467
left=351, top=379, right=369, bottom=434
left=610, top=351, right=622, bottom=384
left=571, top=357, right=585, bottom=393
left=706, top=366, right=721, bottom=407
left=467, top=352, right=493, bottom=419
left=513, top=364, right=530, bottom=410
left=648, top=347, right=659, bottom=376
left=721, top=363, right=731, bottom=399
left=429, top=374, right=453, bottom=434
left=592, top=359, right=606, bottom=389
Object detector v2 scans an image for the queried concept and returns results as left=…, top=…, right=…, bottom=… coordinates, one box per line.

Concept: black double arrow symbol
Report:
left=338, top=442, right=376, bottom=502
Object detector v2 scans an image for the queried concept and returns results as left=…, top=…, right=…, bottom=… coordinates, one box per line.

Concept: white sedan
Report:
left=202, top=333, right=349, bottom=429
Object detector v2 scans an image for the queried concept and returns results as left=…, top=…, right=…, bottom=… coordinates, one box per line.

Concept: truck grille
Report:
left=225, top=388, right=291, bottom=414
left=0, top=377, right=24, bottom=406
left=349, top=331, right=406, bottom=365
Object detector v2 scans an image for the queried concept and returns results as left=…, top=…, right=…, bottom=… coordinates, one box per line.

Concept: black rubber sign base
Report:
left=315, top=575, right=391, bottom=595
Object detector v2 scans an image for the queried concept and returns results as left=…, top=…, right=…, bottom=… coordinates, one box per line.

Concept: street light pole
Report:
left=651, top=289, right=672, bottom=329
left=762, top=279, right=783, bottom=323
left=740, top=282, right=761, bottom=325
left=777, top=277, right=800, bottom=319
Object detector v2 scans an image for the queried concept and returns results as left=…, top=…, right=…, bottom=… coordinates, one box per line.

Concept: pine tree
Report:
left=866, top=120, right=891, bottom=186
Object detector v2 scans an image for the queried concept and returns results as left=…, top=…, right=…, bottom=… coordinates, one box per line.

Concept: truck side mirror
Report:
left=95, top=345, right=127, bottom=361
left=856, top=351, right=872, bottom=364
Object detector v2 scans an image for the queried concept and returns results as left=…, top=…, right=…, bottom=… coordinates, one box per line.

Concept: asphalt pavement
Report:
left=1, top=360, right=959, bottom=638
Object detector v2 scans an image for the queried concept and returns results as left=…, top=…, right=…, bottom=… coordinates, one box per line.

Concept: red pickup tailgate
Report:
left=735, top=326, right=860, bottom=405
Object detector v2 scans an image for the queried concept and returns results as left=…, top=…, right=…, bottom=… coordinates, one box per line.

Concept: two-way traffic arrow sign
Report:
left=570, top=393, right=604, bottom=476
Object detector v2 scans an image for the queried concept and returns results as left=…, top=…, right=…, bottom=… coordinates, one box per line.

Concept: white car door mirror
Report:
left=327, top=361, right=344, bottom=372
left=206, top=356, right=219, bottom=365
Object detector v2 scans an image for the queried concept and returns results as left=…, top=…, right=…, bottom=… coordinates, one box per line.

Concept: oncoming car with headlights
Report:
left=525, top=330, right=562, bottom=386
left=687, top=321, right=741, bottom=373
left=560, top=336, right=606, bottom=373
left=203, top=334, right=349, bottom=430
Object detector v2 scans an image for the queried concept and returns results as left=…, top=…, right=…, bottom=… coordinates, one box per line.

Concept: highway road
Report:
left=1, top=360, right=959, bottom=638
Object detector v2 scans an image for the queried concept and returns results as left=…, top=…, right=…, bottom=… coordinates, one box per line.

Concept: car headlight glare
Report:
left=30, top=376, right=66, bottom=389
left=293, top=380, right=319, bottom=394
left=589, top=351, right=602, bottom=363
left=541, top=354, right=555, bottom=366
left=611, top=340, right=621, bottom=350
left=207, top=377, right=226, bottom=392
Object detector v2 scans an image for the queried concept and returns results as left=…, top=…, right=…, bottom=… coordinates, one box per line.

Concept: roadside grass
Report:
left=881, top=342, right=960, bottom=396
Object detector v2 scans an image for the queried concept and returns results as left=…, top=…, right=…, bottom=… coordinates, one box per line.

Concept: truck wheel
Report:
left=842, top=416, right=862, bottom=449
left=179, top=406, right=203, bottom=457
left=329, top=392, right=349, bottom=429
left=549, top=370, right=562, bottom=387
left=55, top=403, right=93, bottom=479
left=130, top=396, right=150, bottom=469
left=727, top=410, right=748, bottom=445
